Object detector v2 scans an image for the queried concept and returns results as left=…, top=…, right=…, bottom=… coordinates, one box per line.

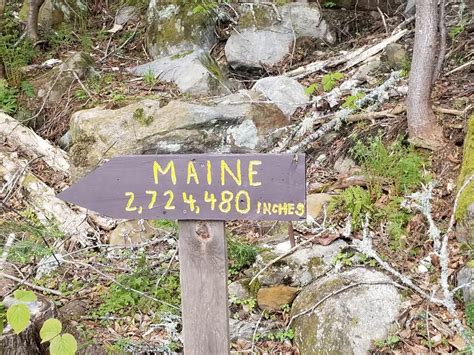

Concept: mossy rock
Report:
left=291, top=268, right=401, bottom=354
left=456, top=114, right=474, bottom=220
left=145, top=0, right=216, bottom=59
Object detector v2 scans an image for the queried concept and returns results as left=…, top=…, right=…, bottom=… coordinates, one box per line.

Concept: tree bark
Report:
left=26, top=0, right=45, bottom=43
left=406, top=0, right=444, bottom=149
left=0, top=0, right=6, bottom=79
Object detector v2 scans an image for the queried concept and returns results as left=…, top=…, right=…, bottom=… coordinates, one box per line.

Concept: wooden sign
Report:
left=57, top=153, right=306, bottom=355
left=57, top=154, right=306, bottom=221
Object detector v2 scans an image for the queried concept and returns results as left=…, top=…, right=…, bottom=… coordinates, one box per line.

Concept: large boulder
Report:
left=225, top=3, right=335, bottom=70
left=145, top=0, right=215, bottom=59
left=68, top=93, right=289, bottom=178
left=319, top=0, right=404, bottom=14
left=291, top=268, right=401, bottom=354
left=129, top=50, right=232, bottom=96
left=253, top=76, right=309, bottom=118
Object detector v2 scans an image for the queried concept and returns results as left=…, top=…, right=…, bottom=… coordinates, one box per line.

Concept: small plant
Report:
left=0, top=79, right=17, bottom=114
left=230, top=296, right=257, bottom=311
left=20, top=80, right=35, bottom=98
left=110, top=90, right=126, bottom=105
left=74, top=89, right=88, bottom=101
left=227, top=239, right=259, bottom=276
left=333, top=251, right=355, bottom=266
left=342, top=91, right=365, bottom=110
left=305, top=83, right=319, bottom=96
left=255, top=328, right=295, bottom=342
left=466, top=301, right=474, bottom=328
left=351, top=136, right=428, bottom=196
left=192, top=2, right=219, bottom=15
left=400, top=57, right=411, bottom=78
left=322, top=72, right=344, bottom=92
left=323, top=0, right=337, bottom=8
left=133, top=108, right=153, bottom=126
left=143, top=69, right=157, bottom=87
left=449, top=17, right=468, bottom=40
left=330, top=186, right=373, bottom=228
left=374, top=335, right=400, bottom=348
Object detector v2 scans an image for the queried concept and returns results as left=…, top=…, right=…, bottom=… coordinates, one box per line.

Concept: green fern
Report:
left=322, top=72, right=344, bottom=92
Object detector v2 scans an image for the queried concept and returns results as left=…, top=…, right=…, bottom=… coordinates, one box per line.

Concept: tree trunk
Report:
left=0, top=0, right=6, bottom=79
left=406, top=0, right=444, bottom=150
left=26, top=0, right=45, bottom=43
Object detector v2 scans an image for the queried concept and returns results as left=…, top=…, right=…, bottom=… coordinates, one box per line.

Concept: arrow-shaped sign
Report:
left=58, top=154, right=306, bottom=221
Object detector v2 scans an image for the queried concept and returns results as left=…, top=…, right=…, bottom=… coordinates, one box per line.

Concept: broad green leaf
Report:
left=6, top=304, right=30, bottom=334
left=13, top=290, right=37, bottom=302
left=50, top=333, right=78, bottom=355
left=40, top=318, right=62, bottom=343
left=304, top=83, right=319, bottom=96
left=0, top=318, right=4, bottom=334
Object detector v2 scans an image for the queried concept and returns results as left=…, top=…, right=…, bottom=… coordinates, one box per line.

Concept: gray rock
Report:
left=457, top=263, right=474, bottom=303
left=129, top=50, right=231, bottom=96
left=253, top=76, right=309, bottom=117
left=225, top=29, right=293, bottom=70
left=33, top=52, right=94, bottom=105
left=229, top=318, right=269, bottom=341
left=69, top=96, right=289, bottom=178
left=291, top=268, right=401, bottom=354
left=225, top=3, right=335, bottom=70
left=247, top=240, right=347, bottom=287
left=382, top=43, right=408, bottom=70
left=58, top=130, right=72, bottom=150
left=115, top=5, right=139, bottom=26
left=145, top=1, right=215, bottom=59
left=334, top=156, right=357, bottom=175
left=228, top=280, right=251, bottom=300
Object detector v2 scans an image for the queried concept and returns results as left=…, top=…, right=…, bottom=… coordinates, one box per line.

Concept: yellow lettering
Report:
left=248, top=160, right=262, bottom=186
left=219, top=191, right=233, bottom=213
left=145, top=190, right=157, bottom=209
left=186, top=161, right=199, bottom=185
left=164, top=190, right=175, bottom=210
left=272, top=204, right=279, bottom=214
left=295, top=203, right=305, bottom=217
left=263, top=202, right=272, bottom=215
left=153, top=161, right=176, bottom=185
left=235, top=190, right=251, bottom=214
left=287, top=203, right=295, bottom=215
left=278, top=203, right=288, bottom=215
left=221, top=160, right=242, bottom=186
left=256, top=201, right=262, bottom=214
left=125, top=192, right=137, bottom=212
left=206, top=161, right=212, bottom=185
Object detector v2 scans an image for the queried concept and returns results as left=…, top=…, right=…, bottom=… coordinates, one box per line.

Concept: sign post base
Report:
left=178, top=220, right=229, bottom=355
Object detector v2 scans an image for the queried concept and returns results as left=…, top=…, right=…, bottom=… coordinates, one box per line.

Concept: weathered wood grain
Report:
left=178, top=221, right=229, bottom=355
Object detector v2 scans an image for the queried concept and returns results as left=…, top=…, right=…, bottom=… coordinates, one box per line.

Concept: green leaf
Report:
left=13, top=289, right=37, bottom=302
left=50, top=333, right=78, bottom=355
left=0, top=318, right=4, bottom=334
left=304, top=83, right=319, bottom=96
left=40, top=318, right=62, bottom=343
left=6, top=304, right=30, bottom=334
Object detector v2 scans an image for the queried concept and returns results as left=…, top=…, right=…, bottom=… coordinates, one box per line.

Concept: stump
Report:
left=0, top=297, right=57, bottom=355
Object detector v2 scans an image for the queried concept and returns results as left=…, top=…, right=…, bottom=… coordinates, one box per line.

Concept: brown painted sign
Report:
left=57, top=154, right=306, bottom=221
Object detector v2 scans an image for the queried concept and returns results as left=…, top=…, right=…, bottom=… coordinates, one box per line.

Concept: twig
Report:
left=0, top=272, right=62, bottom=296
left=72, top=70, right=93, bottom=99
left=99, top=23, right=139, bottom=63
left=155, top=247, right=178, bottom=287
left=445, top=60, right=473, bottom=76
left=250, top=311, right=264, bottom=353
left=249, top=231, right=325, bottom=285
left=377, top=7, right=389, bottom=34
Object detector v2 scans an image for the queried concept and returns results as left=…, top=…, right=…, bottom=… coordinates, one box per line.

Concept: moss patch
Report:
left=133, top=108, right=153, bottom=126
left=70, top=133, right=96, bottom=166
left=456, top=114, right=474, bottom=220
left=238, top=5, right=276, bottom=29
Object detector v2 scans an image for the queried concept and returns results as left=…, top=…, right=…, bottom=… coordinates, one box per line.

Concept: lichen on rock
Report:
left=145, top=0, right=216, bottom=59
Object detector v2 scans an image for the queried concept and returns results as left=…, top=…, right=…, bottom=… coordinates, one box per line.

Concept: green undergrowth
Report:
left=227, top=238, right=259, bottom=277
left=94, top=254, right=180, bottom=319
left=331, top=136, right=429, bottom=248
left=0, top=209, right=63, bottom=264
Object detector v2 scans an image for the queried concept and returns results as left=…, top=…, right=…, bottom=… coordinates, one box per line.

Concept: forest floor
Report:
left=1, top=1, right=473, bottom=354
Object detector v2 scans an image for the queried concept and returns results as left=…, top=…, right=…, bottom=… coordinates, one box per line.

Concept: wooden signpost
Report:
left=58, top=154, right=306, bottom=354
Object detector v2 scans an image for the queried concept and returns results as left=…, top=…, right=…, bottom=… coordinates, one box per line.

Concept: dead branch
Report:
left=0, top=272, right=62, bottom=296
